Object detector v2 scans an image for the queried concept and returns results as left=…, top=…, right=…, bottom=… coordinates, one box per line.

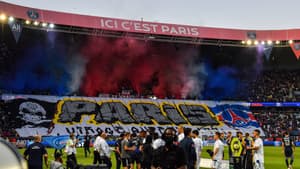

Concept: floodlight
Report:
left=49, top=23, right=55, bottom=28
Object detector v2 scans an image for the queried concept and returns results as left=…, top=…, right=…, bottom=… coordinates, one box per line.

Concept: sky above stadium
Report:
left=3, top=0, right=300, bottom=30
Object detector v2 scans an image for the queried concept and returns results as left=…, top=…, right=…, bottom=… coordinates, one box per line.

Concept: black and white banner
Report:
left=1, top=94, right=263, bottom=137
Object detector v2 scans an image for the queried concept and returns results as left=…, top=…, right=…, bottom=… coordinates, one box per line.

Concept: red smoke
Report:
left=81, top=37, right=194, bottom=98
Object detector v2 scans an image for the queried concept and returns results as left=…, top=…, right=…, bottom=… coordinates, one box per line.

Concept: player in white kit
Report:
left=212, top=132, right=224, bottom=169
left=247, top=129, right=264, bottom=169
left=192, top=130, right=203, bottom=169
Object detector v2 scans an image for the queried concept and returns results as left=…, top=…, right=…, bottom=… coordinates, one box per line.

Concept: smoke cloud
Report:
left=80, top=37, right=197, bottom=98
left=0, top=29, right=264, bottom=100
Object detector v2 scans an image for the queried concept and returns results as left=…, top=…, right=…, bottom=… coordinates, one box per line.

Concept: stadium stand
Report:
left=248, top=70, right=300, bottom=102
left=253, top=109, right=300, bottom=141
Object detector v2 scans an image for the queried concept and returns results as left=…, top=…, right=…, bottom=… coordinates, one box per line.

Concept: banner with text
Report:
left=1, top=94, right=263, bottom=137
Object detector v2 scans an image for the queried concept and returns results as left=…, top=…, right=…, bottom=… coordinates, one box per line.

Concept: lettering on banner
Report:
left=3, top=95, right=263, bottom=137
left=99, top=18, right=199, bottom=36
left=58, top=100, right=98, bottom=123
left=121, top=21, right=130, bottom=30
left=55, top=99, right=220, bottom=126
left=161, top=103, right=187, bottom=125
left=84, top=126, right=95, bottom=134
left=160, top=25, right=199, bottom=36
left=130, top=102, right=171, bottom=124
left=100, top=19, right=118, bottom=29
left=98, top=101, right=135, bottom=124
left=64, top=125, right=174, bottom=136
left=178, top=104, right=219, bottom=125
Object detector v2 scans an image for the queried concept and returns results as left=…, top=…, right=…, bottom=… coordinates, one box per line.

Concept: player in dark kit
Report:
left=128, top=133, right=143, bottom=169
left=83, top=133, right=91, bottom=157
left=115, top=133, right=124, bottom=169
left=244, top=133, right=253, bottom=169
left=24, top=135, right=48, bottom=169
left=179, top=127, right=196, bottom=169
left=282, top=132, right=295, bottom=169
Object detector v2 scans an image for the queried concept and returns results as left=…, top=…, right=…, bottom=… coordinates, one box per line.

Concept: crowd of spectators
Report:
left=0, top=101, right=19, bottom=139
left=253, top=111, right=300, bottom=140
left=248, top=70, right=300, bottom=102
left=2, top=69, right=299, bottom=102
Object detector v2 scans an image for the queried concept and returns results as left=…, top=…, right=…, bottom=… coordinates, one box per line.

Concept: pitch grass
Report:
left=19, top=146, right=299, bottom=169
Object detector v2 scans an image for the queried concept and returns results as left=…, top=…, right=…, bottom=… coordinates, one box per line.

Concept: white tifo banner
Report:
left=17, top=116, right=261, bottom=137
left=1, top=94, right=264, bottom=137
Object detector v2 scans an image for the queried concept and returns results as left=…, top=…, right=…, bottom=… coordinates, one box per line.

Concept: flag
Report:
left=290, top=43, right=300, bottom=60
left=263, top=46, right=273, bottom=61
left=8, top=20, right=23, bottom=43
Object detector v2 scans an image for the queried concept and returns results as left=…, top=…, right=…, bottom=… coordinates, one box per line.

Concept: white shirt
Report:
left=213, top=139, right=224, bottom=161
left=193, top=137, right=203, bottom=155
left=253, top=137, right=264, bottom=163
left=93, top=136, right=101, bottom=151
left=97, top=137, right=110, bottom=158
left=65, top=139, right=76, bottom=155
left=178, top=133, right=184, bottom=143
left=152, top=138, right=165, bottom=150
left=50, top=161, right=63, bottom=169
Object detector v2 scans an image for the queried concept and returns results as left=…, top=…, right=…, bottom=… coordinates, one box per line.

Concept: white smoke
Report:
left=181, top=62, right=207, bottom=99
left=68, top=54, right=87, bottom=93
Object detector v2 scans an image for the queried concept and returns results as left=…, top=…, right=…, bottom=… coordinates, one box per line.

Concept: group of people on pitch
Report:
left=223, top=130, right=264, bottom=169
left=222, top=130, right=295, bottom=169
left=92, top=126, right=203, bottom=169
left=22, top=128, right=295, bottom=169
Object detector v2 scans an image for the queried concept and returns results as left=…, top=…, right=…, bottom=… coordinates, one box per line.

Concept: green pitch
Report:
left=19, top=146, right=299, bottom=169
left=201, top=146, right=299, bottom=169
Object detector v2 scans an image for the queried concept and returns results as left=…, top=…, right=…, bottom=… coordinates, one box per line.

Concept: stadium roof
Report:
left=3, top=0, right=300, bottom=30
left=1, top=1, right=300, bottom=47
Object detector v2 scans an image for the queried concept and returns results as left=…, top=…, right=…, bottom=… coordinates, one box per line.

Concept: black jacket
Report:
left=152, top=144, right=186, bottom=169
left=179, top=137, right=197, bottom=168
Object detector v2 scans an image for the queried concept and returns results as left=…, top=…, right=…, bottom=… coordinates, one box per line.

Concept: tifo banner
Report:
left=1, top=94, right=263, bottom=137
left=211, top=104, right=259, bottom=129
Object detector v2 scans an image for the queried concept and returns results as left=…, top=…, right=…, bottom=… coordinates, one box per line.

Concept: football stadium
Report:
left=0, top=1, right=300, bottom=169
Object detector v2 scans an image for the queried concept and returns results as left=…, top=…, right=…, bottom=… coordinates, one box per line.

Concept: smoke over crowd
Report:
left=0, top=29, right=262, bottom=99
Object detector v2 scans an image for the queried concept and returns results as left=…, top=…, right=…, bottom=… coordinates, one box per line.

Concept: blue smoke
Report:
left=202, top=65, right=239, bottom=100
left=0, top=43, right=71, bottom=95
